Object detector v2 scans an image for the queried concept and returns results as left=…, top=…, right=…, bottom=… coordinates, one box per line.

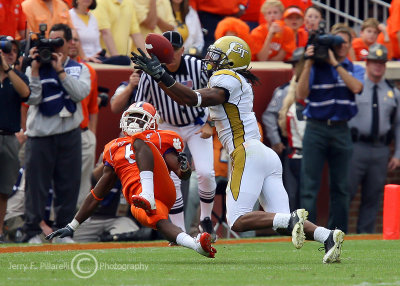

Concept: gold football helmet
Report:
left=203, top=36, right=251, bottom=74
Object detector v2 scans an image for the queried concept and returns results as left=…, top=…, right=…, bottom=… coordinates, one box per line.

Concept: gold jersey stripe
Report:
left=212, top=70, right=243, bottom=86
left=229, top=144, right=246, bottom=201
left=223, top=102, right=245, bottom=149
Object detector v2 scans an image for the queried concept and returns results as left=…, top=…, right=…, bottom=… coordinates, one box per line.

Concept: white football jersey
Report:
left=208, top=69, right=261, bottom=155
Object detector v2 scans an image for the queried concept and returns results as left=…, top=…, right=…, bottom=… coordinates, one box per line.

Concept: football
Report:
left=145, top=33, right=174, bottom=64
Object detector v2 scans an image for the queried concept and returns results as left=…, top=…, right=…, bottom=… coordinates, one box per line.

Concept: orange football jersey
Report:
left=102, top=130, right=184, bottom=228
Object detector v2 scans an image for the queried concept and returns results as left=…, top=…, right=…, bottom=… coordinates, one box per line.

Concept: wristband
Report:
left=56, top=69, right=65, bottom=75
left=68, top=218, right=80, bottom=231
left=333, top=64, right=341, bottom=70
left=4, top=66, right=12, bottom=73
left=194, top=91, right=202, bottom=107
left=157, top=72, right=176, bottom=88
left=91, top=189, right=104, bottom=201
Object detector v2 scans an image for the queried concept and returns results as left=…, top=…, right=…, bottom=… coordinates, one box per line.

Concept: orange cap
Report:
left=283, top=7, right=304, bottom=19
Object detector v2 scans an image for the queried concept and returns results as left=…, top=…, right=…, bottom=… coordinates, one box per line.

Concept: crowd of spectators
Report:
left=1, top=0, right=400, bottom=243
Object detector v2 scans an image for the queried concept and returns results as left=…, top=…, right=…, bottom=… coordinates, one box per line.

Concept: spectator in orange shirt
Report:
left=0, top=0, right=26, bottom=40
left=258, top=0, right=312, bottom=25
left=387, top=0, right=400, bottom=59
left=214, top=17, right=254, bottom=52
left=22, top=0, right=74, bottom=37
left=352, top=18, right=392, bottom=61
left=251, top=0, right=296, bottom=61
left=303, top=5, right=323, bottom=32
left=283, top=6, right=308, bottom=48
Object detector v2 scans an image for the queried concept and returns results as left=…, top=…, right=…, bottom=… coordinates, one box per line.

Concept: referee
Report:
left=116, top=31, right=216, bottom=240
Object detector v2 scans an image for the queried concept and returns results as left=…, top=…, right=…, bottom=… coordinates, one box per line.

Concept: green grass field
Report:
left=1, top=239, right=400, bottom=286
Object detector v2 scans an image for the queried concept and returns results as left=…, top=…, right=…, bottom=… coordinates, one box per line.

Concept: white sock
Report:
left=169, top=212, right=186, bottom=232
left=313, top=227, right=331, bottom=244
left=200, top=201, right=214, bottom=221
left=176, top=232, right=196, bottom=250
left=140, top=171, right=154, bottom=197
left=272, top=213, right=291, bottom=229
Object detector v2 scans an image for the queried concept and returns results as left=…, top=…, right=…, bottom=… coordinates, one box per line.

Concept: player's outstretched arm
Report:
left=131, top=49, right=225, bottom=107
left=45, top=165, right=118, bottom=240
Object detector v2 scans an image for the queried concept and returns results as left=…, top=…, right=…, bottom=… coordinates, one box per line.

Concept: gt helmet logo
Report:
left=226, top=42, right=249, bottom=59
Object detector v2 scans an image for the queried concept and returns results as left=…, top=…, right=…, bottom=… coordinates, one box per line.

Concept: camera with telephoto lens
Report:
left=0, top=39, right=12, bottom=53
left=0, top=36, right=13, bottom=65
left=32, top=24, right=64, bottom=65
left=307, top=20, right=345, bottom=63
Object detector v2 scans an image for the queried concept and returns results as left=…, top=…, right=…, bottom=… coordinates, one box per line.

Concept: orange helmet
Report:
left=120, top=102, right=160, bottom=136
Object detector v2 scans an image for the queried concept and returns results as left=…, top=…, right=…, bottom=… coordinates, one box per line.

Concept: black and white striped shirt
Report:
left=135, top=55, right=208, bottom=126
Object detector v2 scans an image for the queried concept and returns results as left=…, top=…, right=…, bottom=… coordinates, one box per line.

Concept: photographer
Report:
left=23, top=23, right=90, bottom=243
left=0, top=36, right=30, bottom=243
left=296, top=25, right=364, bottom=233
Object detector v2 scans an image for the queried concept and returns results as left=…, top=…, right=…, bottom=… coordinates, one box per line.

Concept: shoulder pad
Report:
left=211, top=70, right=242, bottom=85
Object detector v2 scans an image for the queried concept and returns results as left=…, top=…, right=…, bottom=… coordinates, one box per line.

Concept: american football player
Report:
left=131, top=35, right=345, bottom=263
left=46, top=102, right=217, bottom=258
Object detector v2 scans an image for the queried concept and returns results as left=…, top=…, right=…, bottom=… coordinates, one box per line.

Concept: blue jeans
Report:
left=300, top=120, right=353, bottom=233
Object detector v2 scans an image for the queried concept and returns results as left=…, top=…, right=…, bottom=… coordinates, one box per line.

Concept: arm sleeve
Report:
left=133, top=1, right=148, bottom=24
left=130, top=5, right=141, bottom=35
left=92, top=0, right=111, bottom=30
left=110, top=82, right=128, bottom=103
left=103, top=141, right=115, bottom=168
left=160, top=131, right=184, bottom=153
left=25, top=67, right=43, bottom=105
left=352, top=65, right=365, bottom=84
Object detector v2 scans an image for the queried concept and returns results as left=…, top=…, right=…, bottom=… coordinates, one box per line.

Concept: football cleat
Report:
left=323, top=229, right=345, bottom=264
left=288, top=209, right=308, bottom=249
left=195, top=233, right=217, bottom=258
left=199, top=217, right=217, bottom=242
left=132, top=193, right=156, bottom=215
